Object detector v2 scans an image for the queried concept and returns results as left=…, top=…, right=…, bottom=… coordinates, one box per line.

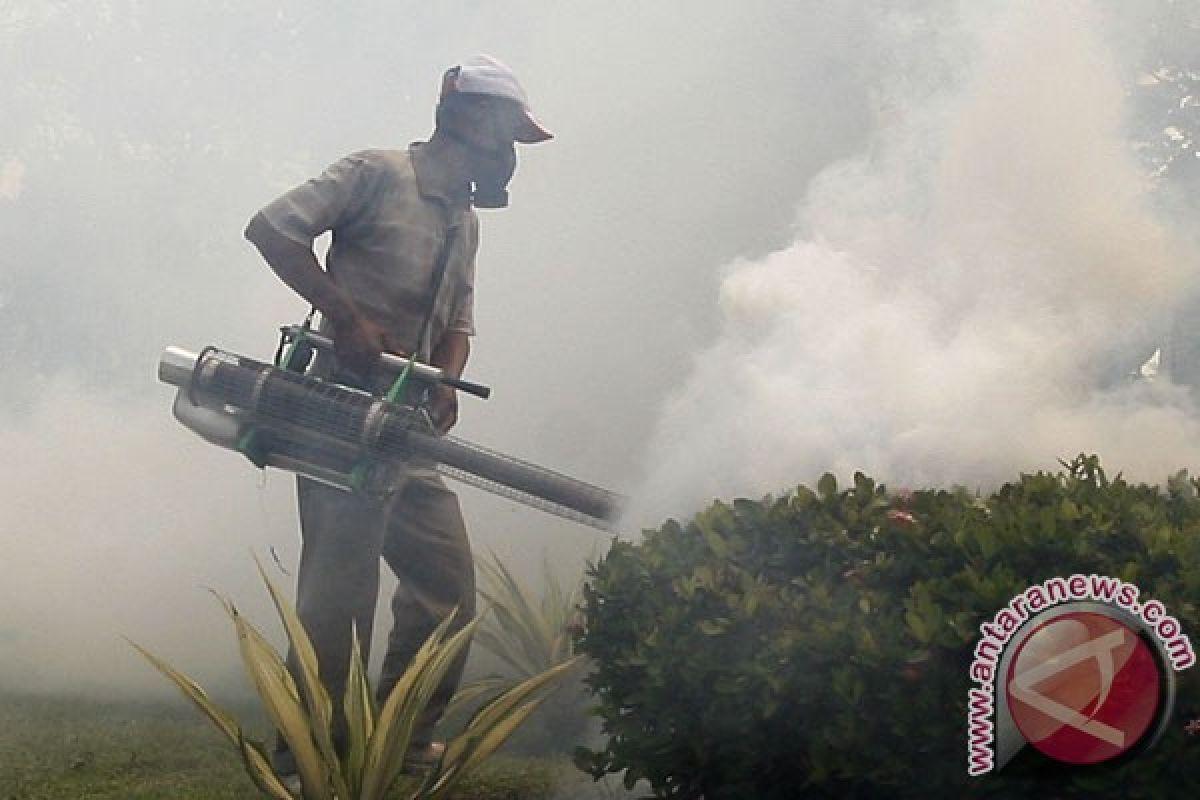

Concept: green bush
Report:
left=575, top=456, right=1200, bottom=799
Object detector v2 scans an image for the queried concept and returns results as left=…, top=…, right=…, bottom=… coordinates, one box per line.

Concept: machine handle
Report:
left=442, top=375, right=492, bottom=398
left=280, top=325, right=492, bottom=399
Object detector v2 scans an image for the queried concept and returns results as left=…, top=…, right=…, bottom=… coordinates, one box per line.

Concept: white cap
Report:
left=442, top=55, right=553, bottom=143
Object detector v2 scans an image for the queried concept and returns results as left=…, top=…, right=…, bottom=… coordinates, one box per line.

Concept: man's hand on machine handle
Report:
left=332, top=312, right=405, bottom=376
left=429, top=383, right=459, bottom=434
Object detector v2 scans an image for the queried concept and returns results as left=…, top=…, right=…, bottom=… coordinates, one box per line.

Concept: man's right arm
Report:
left=244, top=211, right=357, bottom=325
left=244, top=212, right=396, bottom=373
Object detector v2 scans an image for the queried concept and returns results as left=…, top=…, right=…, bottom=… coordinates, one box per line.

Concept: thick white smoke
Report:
left=632, top=2, right=1200, bottom=525
left=0, top=380, right=304, bottom=695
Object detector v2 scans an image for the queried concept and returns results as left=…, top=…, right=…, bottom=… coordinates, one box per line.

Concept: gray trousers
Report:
left=275, top=471, right=475, bottom=767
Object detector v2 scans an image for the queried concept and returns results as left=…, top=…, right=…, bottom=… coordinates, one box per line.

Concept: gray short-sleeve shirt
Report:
left=259, top=147, right=478, bottom=359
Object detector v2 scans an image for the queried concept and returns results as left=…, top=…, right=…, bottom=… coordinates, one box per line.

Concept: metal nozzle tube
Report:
left=159, top=346, right=199, bottom=388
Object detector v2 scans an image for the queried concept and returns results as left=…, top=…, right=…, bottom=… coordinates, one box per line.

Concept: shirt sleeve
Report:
left=446, top=213, right=479, bottom=336
left=257, top=151, right=374, bottom=245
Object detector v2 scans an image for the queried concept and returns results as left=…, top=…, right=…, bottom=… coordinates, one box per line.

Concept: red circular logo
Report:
left=1005, top=611, right=1162, bottom=765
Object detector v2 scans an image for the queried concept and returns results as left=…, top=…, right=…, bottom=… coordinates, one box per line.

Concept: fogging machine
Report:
left=158, top=325, right=622, bottom=531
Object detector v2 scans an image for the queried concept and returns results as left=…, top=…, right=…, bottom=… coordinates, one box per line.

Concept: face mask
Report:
left=470, top=142, right=517, bottom=209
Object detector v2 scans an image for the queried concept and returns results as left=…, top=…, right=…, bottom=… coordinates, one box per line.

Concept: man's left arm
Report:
left=429, top=331, right=470, bottom=433
left=429, top=214, right=479, bottom=434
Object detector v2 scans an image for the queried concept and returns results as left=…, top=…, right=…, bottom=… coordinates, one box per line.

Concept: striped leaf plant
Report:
left=130, top=556, right=578, bottom=800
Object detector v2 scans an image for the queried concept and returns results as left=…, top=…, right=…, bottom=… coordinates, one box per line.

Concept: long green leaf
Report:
left=431, top=657, right=580, bottom=797
left=478, top=587, right=545, bottom=669
left=126, top=638, right=241, bottom=745
left=237, top=731, right=296, bottom=800
left=475, top=551, right=583, bottom=679
left=130, top=635, right=302, bottom=799
left=440, top=656, right=581, bottom=770
left=442, top=675, right=508, bottom=720
left=477, top=555, right=543, bottom=648
left=427, top=698, right=546, bottom=800
left=343, top=623, right=374, bottom=797
left=384, top=614, right=481, bottom=794
left=479, top=555, right=552, bottom=664
left=361, top=610, right=480, bottom=800
left=472, top=628, right=537, bottom=677
left=224, top=598, right=331, bottom=800
left=468, top=655, right=580, bottom=734
left=361, top=619, right=449, bottom=800
left=254, top=556, right=349, bottom=800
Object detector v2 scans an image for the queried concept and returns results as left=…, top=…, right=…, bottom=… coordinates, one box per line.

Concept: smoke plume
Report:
left=632, top=1, right=1200, bottom=525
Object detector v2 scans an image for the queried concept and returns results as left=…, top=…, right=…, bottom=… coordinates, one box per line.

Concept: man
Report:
left=243, top=55, right=551, bottom=781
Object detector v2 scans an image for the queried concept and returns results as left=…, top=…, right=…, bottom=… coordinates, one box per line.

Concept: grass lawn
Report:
left=0, top=690, right=576, bottom=799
